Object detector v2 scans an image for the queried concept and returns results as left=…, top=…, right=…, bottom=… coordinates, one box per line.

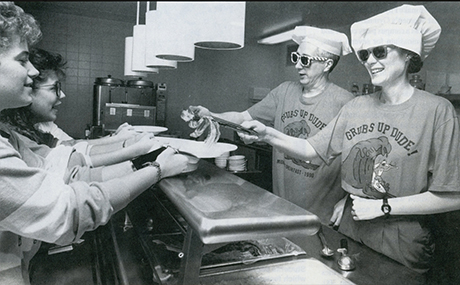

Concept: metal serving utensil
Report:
left=210, top=115, right=258, bottom=136
left=317, top=226, right=334, bottom=257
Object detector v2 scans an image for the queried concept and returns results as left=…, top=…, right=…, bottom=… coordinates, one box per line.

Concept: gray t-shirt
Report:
left=308, top=89, right=460, bottom=272
left=248, top=81, right=354, bottom=223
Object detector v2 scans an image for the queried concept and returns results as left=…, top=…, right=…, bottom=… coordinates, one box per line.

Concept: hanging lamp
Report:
left=152, top=2, right=195, bottom=62
left=124, top=37, right=148, bottom=77
left=145, top=8, right=178, bottom=69
left=131, top=2, right=159, bottom=73
left=194, top=2, right=246, bottom=50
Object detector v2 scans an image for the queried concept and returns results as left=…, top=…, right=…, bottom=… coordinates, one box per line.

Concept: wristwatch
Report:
left=381, top=197, right=391, bottom=218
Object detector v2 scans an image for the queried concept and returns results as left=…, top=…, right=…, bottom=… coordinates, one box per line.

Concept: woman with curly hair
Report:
left=0, top=2, right=187, bottom=283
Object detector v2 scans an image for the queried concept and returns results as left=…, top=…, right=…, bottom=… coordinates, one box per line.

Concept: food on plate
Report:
left=181, top=108, right=221, bottom=144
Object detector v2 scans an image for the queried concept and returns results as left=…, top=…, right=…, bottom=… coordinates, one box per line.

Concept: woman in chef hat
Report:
left=238, top=4, right=460, bottom=274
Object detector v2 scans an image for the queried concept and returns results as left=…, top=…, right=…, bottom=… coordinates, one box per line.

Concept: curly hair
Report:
left=0, top=107, right=57, bottom=147
left=0, top=48, right=65, bottom=147
left=0, top=2, right=42, bottom=52
left=29, top=48, right=67, bottom=85
left=407, top=52, right=423, bottom=74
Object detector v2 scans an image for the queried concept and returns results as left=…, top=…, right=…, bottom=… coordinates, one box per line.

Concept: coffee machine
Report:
left=92, top=75, right=157, bottom=136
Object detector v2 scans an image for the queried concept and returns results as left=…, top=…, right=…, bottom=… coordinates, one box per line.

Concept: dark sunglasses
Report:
left=36, top=81, right=62, bottom=98
left=357, top=45, right=392, bottom=62
left=291, top=52, right=329, bottom=68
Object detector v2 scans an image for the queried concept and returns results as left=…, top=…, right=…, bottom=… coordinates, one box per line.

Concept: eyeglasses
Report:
left=36, top=82, right=62, bottom=98
left=291, top=52, right=329, bottom=68
left=357, top=45, right=392, bottom=62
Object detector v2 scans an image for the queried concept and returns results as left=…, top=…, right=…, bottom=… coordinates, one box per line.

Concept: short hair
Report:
left=0, top=2, right=42, bottom=52
left=316, top=49, right=340, bottom=73
left=29, top=48, right=67, bottom=85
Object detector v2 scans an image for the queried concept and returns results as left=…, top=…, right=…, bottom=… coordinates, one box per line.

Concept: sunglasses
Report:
left=357, top=45, right=392, bottom=62
left=36, top=81, right=62, bottom=98
left=291, top=52, right=329, bottom=68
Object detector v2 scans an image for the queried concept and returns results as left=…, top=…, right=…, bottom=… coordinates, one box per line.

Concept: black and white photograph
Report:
left=1, top=1, right=460, bottom=284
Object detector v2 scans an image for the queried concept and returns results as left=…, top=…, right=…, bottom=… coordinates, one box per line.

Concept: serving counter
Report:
left=29, top=160, right=429, bottom=285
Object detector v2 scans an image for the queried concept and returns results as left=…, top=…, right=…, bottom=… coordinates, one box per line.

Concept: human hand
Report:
left=188, top=105, right=211, bottom=118
left=113, top=124, right=137, bottom=140
left=350, top=194, right=383, bottom=220
left=237, top=120, right=267, bottom=144
left=329, top=195, right=348, bottom=229
left=155, top=147, right=189, bottom=178
left=127, top=134, right=161, bottom=156
left=114, top=122, right=133, bottom=135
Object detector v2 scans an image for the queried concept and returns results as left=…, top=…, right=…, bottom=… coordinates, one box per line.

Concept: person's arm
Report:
left=239, top=120, right=319, bottom=161
left=0, top=141, right=188, bottom=246
left=350, top=192, right=460, bottom=220
left=60, top=122, right=137, bottom=148
left=88, top=134, right=158, bottom=167
left=188, top=105, right=253, bottom=124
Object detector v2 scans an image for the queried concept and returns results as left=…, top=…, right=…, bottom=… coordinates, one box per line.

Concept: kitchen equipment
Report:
left=317, top=226, right=334, bottom=257
left=337, top=239, right=355, bottom=271
left=156, top=83, right=167, bottom=126
left=93, top=75, right=125, bottom=126
left=126, top=78, right=154, bottom=88
left=103, top=103, right=156, bottom=132
left=125, top=78, right=155, bottom=106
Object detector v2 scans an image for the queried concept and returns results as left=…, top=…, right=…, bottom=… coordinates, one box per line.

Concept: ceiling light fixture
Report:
left=152, top=1, right=195, bottom=62
left=124, top=36, right=148, bottom=77
left=257, top=29, right=296, bottom=45
left=194, top=2, right=246, bottom=50
left=145, top=8, right=178, bottom=69
left=125, top=2, right=159, bottom=75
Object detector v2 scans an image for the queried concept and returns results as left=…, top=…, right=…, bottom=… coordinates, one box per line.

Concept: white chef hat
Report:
left=292, top=26, right=352, bottom=56
left=350, top=4, right=441, bottom=60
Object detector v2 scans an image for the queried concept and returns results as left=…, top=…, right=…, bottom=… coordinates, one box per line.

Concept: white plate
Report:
left=132, top=125, right=168, bottom=134
left=151, top=137, right=237, bottom=158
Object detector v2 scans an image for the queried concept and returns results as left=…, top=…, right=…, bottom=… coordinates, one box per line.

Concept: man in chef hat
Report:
left=187, top=26, right=355, bottom=226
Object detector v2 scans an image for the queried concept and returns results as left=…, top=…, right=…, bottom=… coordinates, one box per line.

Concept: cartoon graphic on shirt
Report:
left=283, top=120, right=320, bottom=170
left=342, top=136, right=396, bottom=198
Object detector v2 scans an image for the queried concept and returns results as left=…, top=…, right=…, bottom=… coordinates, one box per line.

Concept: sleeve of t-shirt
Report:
left=429, top=107, right=460, bottom=193
left=247, top=83, right=286, bottom=124
left=307, top=105, right=350, bottom=165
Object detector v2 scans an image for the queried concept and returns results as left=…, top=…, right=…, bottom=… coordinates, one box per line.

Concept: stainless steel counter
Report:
left=30, top=160, right=431, bottom=285
left=157, top=160, right=322, bottom=284
left=158, top=160, right=320, bottom=244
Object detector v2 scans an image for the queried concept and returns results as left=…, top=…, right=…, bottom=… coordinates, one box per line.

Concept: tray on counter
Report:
left=201, top=237, right=306, bottom=269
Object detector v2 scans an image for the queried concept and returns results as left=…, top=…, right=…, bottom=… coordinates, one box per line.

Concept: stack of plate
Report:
left=227, top=155, right=246, bottom=172
left=215, top=152, right=230, bottom=169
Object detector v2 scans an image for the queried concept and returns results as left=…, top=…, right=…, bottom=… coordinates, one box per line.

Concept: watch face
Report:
left=382, top=205, right=391, bottom=214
